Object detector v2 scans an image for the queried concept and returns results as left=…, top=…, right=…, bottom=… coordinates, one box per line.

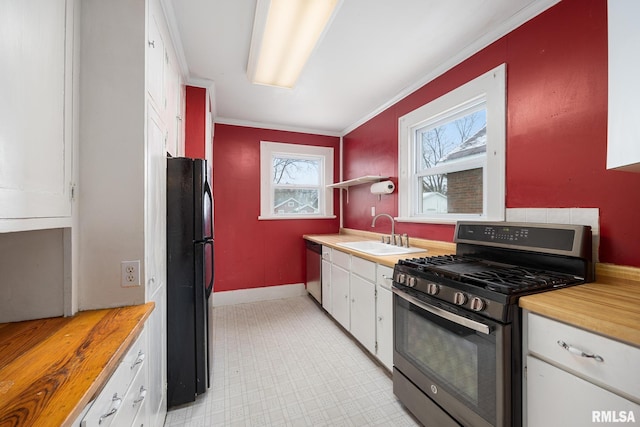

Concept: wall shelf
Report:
left=327, top=175, right=388, bottom=189
left=327, top=175, right=389, bottom=203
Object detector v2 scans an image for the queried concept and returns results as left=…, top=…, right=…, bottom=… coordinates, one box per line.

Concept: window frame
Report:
left=259, top=141, right=335, bottom=220
left=398, top=64, right=506, bottom=223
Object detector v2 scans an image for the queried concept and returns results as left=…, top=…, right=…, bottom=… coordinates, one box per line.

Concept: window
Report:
left=398, top=64, right=506, bottom=223
left=259, top=141, right=335, bottom=219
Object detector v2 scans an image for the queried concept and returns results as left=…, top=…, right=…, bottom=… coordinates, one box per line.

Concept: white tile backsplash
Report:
left=506, top=208, right=600, bottom=262
left=506, top=208, right=527, bottom=222
left=546, top=209, right=572, bottom=225
left=527, top=208, right=549, bottom=223
left=570, top=208, right=600, bottom=233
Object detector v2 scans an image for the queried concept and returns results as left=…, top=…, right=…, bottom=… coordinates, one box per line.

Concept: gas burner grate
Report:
left=400, top=254, right=478, bottom=269
left=462, top=268, right=583, bottom=294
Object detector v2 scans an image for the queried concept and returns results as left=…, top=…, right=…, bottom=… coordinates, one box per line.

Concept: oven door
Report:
left=393, top=286, right=511, bottom=427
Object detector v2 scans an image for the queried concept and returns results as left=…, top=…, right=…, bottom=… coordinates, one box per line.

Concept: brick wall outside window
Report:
left=447, top=168, right=483, bottom=213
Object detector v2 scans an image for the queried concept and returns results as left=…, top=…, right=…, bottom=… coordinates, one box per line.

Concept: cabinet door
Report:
left=147, top=6, right=165, bottom=112
left=376, top=285, right=393, bottom=370
left=145, top=106, right=166, bottom=299
left=322, top=259, right=332, bottom=313
left=164, top=47, right=182, bottom=157
left=527, top=356, right=640, bottom=426
left=607, top=0, right=640, bottom=171
left=146, top=289, right=167, bottom=426
left=0, top=0, right=72, bottom=226
left=145, top=105, right=167, bottom=424
left=350, top=274, right=376, bottom=353
left=331, top=264, right=350, bottom=330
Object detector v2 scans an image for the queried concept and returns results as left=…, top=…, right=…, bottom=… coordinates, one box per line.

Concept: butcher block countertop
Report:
left=0, top=302, right=154, bottom=427
left=520, top=263, right=640, bottom=347
left=304, top=228, right=456, bottom=267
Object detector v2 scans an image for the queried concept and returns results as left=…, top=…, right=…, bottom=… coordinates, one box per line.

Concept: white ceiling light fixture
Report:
left=248, top=0, right=342, bottom=88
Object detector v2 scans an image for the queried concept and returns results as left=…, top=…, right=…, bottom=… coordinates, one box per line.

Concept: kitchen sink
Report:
left=336, top=240, right=427, bottom=256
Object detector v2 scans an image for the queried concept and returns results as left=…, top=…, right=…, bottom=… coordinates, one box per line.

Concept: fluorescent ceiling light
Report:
left=248, top=0, right=341, bottom=88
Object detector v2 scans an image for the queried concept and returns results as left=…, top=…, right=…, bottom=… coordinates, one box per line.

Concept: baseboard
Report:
left=211, top=283, right=307, bottom=307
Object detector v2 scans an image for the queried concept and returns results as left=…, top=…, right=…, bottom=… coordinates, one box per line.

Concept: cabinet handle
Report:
left=133, top=386, right=147, bottom=405
left=378, top=315, right=383, bottom=322
left=381, top=274, right=392, bottom=282
left=557, top=340, right=604, bottom=362
left=148, top=40, right=155, bottom=48
left=99, top=394, right=122, bottom=424
left=131, top=350, right=145, bottom=369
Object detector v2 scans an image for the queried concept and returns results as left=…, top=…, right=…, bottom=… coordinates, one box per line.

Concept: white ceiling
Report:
left=166, top=0, right=558, bottom=136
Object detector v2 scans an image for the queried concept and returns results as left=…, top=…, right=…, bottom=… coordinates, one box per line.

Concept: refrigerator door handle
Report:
left=204, top=238, right=214, bottom=299
left=204, top=180, right=214, bottom=241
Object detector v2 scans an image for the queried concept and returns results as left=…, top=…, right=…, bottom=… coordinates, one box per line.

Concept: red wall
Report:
left=343, top=0, right=640, bottom=268
left=212, top=124, right=340, bottom=292
left=185, top=86, right=207, bottom=159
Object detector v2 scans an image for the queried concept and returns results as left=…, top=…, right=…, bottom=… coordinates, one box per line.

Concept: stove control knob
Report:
left=396, top=273, right=406, bottom=284
left=470, top=297, right=485, bottom=312
left=407, top=277, right=417, bottom=287
left=426, top=283, right=440, bottom=295
left=453, top=292, right=468, bottom=306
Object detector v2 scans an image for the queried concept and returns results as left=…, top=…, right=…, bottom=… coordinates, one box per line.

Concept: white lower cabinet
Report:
left=527, top=356, right=639, bottom=426
left=80, top=328, right=149, bottom=427
left=322, top=246, right=394, bottom=370
left=331, top=262, right=350, bottom=330
left=321, top=247, right=332, bottom=313
left=375, top=264, right=394, bottom=370
left=350, top=272, right=376, bottom=353
left=525, top=311, right=640, bottom=426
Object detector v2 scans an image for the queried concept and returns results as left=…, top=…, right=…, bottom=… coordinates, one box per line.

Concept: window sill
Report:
left=395, top=215, right=501, bottom=225
left=258, top=215, right=337, bottom=221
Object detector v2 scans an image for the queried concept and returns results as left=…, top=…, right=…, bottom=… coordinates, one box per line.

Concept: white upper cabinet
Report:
left=147, top=4, right=166, bottom=114
left=607, top=0, right=640, bottom=172
left=148, top=0, right=184, bottom=157
left=0, top=0, right=75, bottom=231
left=165, top=58, right=183, bottom=157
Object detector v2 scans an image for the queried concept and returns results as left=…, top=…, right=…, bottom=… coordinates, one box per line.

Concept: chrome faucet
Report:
left=371, top=213, right=395, bottom=237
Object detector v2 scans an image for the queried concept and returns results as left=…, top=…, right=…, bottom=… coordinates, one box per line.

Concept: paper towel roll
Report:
left=370, top=180, right=395, bottom=195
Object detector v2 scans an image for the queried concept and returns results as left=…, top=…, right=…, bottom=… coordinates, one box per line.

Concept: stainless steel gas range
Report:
left=392, top=221, right=593, bottom=427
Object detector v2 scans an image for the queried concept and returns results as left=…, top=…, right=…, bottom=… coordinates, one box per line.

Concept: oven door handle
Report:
left=392, top=287, right=491, bottom=335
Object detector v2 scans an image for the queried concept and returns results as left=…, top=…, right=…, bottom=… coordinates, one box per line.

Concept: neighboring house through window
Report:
left=259, top=141, right=335, bottom=219
left=398, top=64, right=506, bottom=223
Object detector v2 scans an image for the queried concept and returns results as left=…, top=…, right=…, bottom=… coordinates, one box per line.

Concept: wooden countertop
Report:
left=304, top=228, right=456, bottom=267
left=0, top=302, right=154, bottom=427
left=520, top=263, right=640, bottom=347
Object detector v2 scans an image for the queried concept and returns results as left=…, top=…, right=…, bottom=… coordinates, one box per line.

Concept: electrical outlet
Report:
left=121, top=260, right=141, bottom=287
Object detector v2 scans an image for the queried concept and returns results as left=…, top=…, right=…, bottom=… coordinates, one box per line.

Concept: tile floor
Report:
left=164, top=295, right=420, bottom=426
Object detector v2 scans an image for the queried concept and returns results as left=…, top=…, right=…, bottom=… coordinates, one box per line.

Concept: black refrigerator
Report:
left=166, top=157, right=214, bottom=408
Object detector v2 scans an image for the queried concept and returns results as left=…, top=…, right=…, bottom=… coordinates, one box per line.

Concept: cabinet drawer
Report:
left=81, top=328, right=148, bottom=427
left=111, top=364, right=148, bottom=427
left=351, top=256, right=375, bottom=282
left=528, top=313, right=640, bottom=400
left=321, top=246, right=331, bottom=261
left=376, top=265, right=394, bottom=290
left=332, top=249, right=351, bottom=270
